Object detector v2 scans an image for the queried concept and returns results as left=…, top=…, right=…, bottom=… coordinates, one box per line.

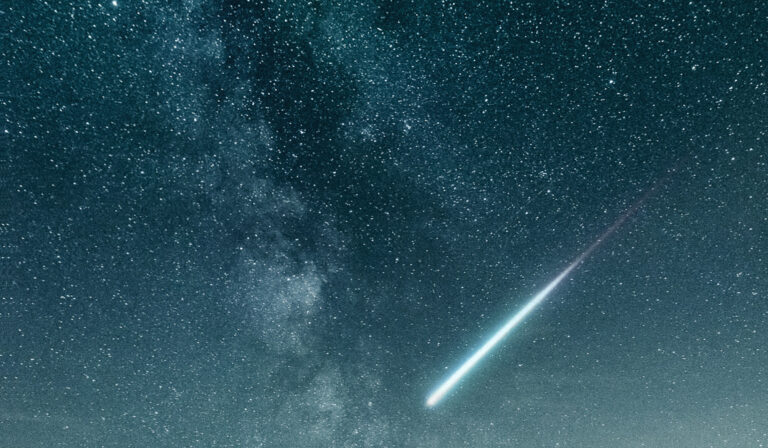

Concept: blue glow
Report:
left=425, top=260, right=578, bottom=407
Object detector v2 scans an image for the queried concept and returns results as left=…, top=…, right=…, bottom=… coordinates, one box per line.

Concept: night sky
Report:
left=2, top=1, right=767, bottom=446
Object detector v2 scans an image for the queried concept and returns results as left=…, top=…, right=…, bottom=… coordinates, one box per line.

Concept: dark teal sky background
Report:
left=1, top=1, right=767, bottom=446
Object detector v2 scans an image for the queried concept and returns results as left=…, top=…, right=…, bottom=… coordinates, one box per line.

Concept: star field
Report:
left=1, top=1, right=767, bottom=446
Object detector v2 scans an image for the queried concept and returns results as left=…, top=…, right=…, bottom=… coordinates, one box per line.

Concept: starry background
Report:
left=1, top=0, right=767, bottom=446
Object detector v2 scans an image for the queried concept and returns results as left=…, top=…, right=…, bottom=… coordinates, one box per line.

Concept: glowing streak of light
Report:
left=426, top=185, right=662, bottom=408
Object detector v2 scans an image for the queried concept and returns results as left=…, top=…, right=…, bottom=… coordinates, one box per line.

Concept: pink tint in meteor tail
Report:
left=425, top=183, right=663, bottom=408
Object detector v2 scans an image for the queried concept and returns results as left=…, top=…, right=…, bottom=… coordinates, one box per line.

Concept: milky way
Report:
left=2, top=2, right=766, bottom=446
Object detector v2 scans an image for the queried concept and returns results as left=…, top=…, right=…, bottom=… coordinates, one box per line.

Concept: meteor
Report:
left=425, top=186, right=661, bottom=408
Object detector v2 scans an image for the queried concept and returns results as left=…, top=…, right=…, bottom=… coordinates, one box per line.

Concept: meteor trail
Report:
left=425, top=185, right=662, bottom=408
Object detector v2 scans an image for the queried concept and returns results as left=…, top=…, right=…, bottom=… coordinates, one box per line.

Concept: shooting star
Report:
left=426, top=184, right=663, bottom=408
